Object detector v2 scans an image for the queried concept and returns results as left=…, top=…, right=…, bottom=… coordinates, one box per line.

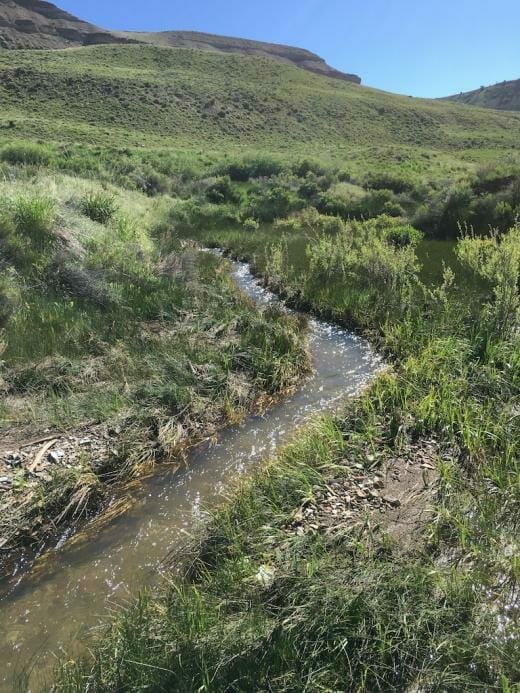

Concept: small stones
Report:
left=383, top=496, right=401, bottom=508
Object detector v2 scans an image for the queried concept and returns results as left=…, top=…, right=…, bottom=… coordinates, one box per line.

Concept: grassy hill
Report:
left=444, top=78, right=520, bottom=112
left=116, top=29, right=361, bottom=84
left=1, top=43, right=519, bottom=177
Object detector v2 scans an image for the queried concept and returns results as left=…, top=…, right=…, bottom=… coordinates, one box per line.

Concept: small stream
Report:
left=0, top=254, right=383, bottom=690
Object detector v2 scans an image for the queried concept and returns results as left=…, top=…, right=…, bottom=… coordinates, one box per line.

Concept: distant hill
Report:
left=116, top=30, right=361, bottom=84
left=0, top=0, right=133, bottom=50
left=0, top=1, right=360, bottom=84
left=444, top=79, right=520, bottom=112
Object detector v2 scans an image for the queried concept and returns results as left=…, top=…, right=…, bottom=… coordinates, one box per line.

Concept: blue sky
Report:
left=58, top=0, right=519, bottom=98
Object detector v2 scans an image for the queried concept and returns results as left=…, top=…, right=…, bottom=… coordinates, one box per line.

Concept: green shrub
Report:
left=0, top=142, right=52, bottom=167
left=382, top=223, right=423, bottom=247
left=292, top=159, right=327, bottom=178
left=219, top=156, right=283, bottom=182
left=206, top=176, right=240, bottom=204
left=242, top=218, right=260, bottom=233
left=245, top=186, right=302, bottom=223
left=0, top=277, right=14, bottom=329
left=364, top=171, right=416, bottom=194
left=80, top=192, right=118, bottom=224
left=273, top=217, right=302, bottom=232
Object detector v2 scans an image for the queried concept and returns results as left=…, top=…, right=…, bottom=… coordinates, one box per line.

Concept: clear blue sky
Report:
left=58, top=0, right=519, bottom=97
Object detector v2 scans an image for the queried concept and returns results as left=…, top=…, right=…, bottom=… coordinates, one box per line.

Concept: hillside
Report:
left=0, top=0, right=360, bottom=84
left=0, top=0, right=131, bottom=49
left=116, top=29, right=361, bottom=84
left=1, top=43, right=519, bottom=175
left=444, top=78, right=520, bottom=111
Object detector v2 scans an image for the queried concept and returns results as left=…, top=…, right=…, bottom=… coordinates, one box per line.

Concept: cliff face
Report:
left=115, top=30, right=363, bottom=84
left=443, top=79, right=520, bottom=112
left=0, top=0, right=132, bottom=49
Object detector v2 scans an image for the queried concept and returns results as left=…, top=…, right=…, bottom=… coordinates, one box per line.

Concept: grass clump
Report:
left=79, top=191, right=118, bottom=224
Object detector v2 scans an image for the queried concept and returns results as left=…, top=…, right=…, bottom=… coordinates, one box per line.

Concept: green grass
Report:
left=0, top=44, right=519, bottom=173
left=1, top=35, right=519, bottom=691
left=50, top=214, right=520, bottom=692
left=0, top=170, right=310, bottom=563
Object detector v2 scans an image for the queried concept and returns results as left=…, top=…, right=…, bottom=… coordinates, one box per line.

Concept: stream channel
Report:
left=0, top=252, right=384, bottom=690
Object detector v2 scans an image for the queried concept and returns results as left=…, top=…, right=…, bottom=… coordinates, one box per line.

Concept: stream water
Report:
left=0, top=255, right=383, bottom=691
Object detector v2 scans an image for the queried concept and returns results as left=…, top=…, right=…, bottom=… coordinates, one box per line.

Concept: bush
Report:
left=206, top=176, right=240, bottom=204
left=0, top=278, right=13, bottom=329
left=382, top=223, right=423, bottom=248
left=219, top=156, right=283, bottom=182
left=80, top=192, right=118, bottom=224
left=274, top=217, right=302, bottom=233
left=364, top=171, right=416, bottom=194
left=0, top=142, right=52, bottom=167
left=292, top=159, right=327, bottom=178
left=245, top=186, right=302, bottom=223
left=242, top=218, right=260, bottom=233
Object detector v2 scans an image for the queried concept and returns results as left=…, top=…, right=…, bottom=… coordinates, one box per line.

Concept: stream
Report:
left=0, top=254, right=383, bottom=691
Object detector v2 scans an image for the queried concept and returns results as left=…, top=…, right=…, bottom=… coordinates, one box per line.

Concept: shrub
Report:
left=292, top=159, right=327, bottom=178
left=364, top=171, right=416, bottom=194
left=0, top=278, right=13, bottom=329
left=245, top=186, right=302, bottom=223
left=383, top=200, right=405, bottom=217
left=80, top=192, right=118, bottom=224
left=274, top=218, right=302, bottom=233
left=242, top=218, right=260, bottom=233
left=206, top=176, right=240, bottom=204
left=0, top=142, right=52, bottom=167
left=382, top=223, right=423, bottom=248
left=219, top=156, right=283, bottom=182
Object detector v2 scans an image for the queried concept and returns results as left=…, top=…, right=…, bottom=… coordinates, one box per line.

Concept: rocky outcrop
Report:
left=0, top=0, right=133, bottom=49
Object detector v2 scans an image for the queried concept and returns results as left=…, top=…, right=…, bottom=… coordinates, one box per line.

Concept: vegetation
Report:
left=0, top=23, right=519, bottom=692
left=0, top=171, right=309, bottom=566
left=0, top=43, right=519, bottom=168
left=52, top=214, right=520, bottom=691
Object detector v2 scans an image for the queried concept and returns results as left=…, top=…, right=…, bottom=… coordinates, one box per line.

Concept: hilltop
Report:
left=116, top=29, right=361, bottom=84
left=0, top=0, right=131, bottom=49
left=444, top=78, right=520, bottom=112
left=0, top=0, right=360, bottom=84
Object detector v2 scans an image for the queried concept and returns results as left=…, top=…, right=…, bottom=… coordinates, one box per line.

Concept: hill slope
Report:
left=444, top=78, right=520, bottom=112
left=1, top=44, right=519, bottom=174
left=0, top=0, right=131, bottom=49
left=116, top=30, right=361, bottom=84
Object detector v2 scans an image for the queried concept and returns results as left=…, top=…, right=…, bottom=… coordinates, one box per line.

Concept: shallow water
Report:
left=0, top=255, right=383, bottom=690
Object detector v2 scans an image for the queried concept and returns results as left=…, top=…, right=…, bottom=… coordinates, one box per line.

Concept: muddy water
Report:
left=0, top=256, right=383, bottom=690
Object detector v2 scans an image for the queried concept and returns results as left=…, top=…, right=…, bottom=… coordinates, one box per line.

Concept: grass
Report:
left=0, top=170, right=310, bottom=568
left=0, top=34, right=518, bottom=691
left=0, top=44, right=519, bottom=172
left=50, top=212, right=520, bottom=691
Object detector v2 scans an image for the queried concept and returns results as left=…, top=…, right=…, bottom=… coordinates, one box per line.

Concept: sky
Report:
left=57, top=0, right=520, bottom=98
